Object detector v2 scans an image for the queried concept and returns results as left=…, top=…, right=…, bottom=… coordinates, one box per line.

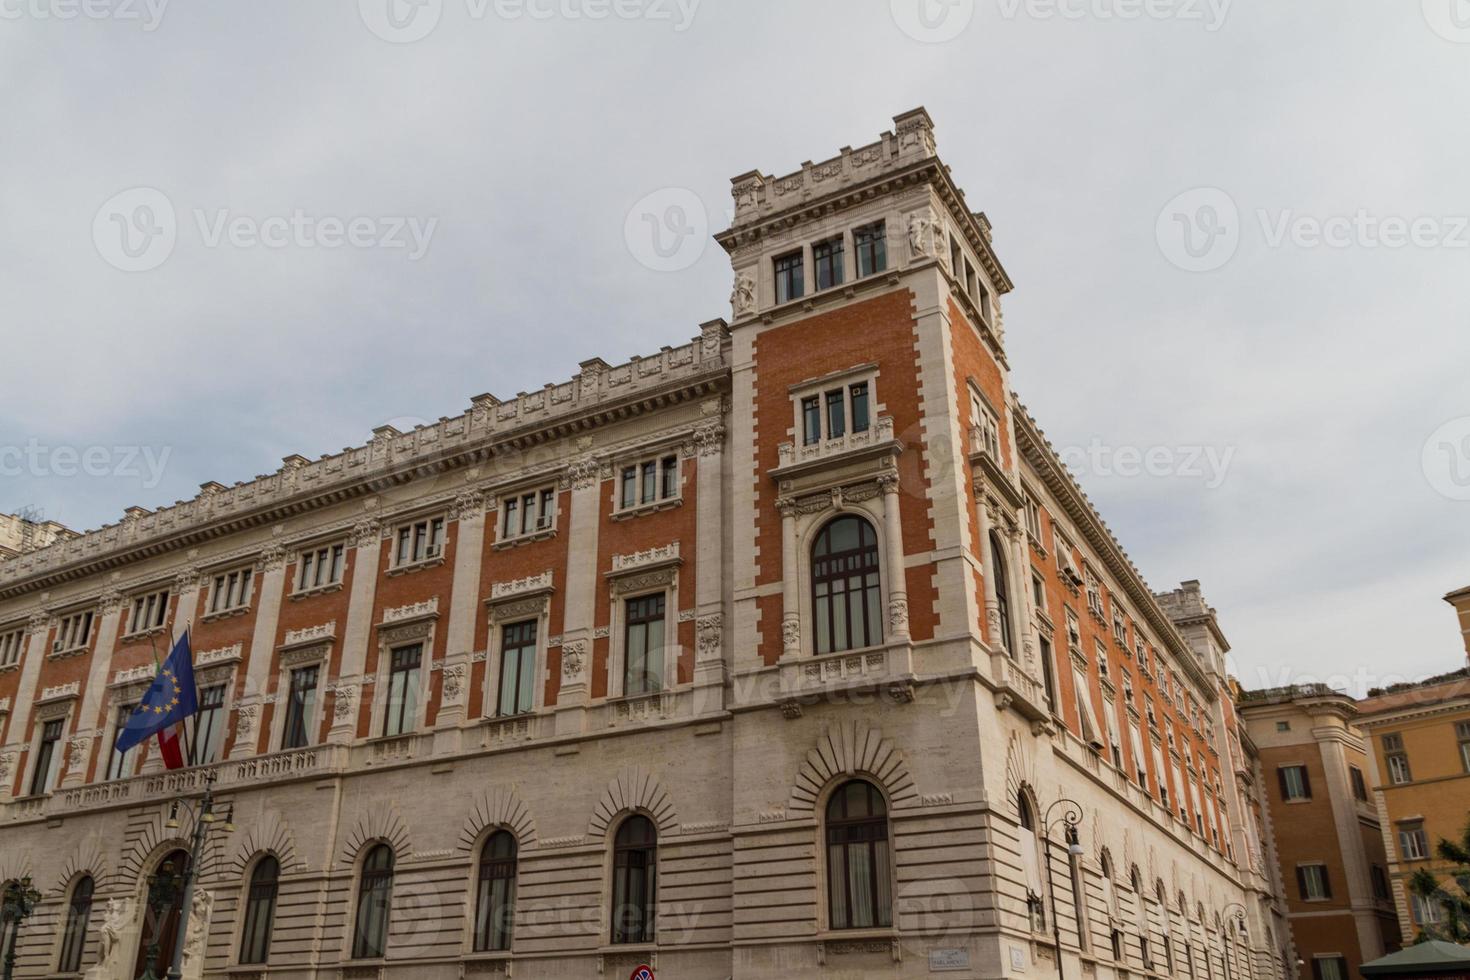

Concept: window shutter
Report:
left=1300, top=767, right=1312, bottom=799
left=1296, top=866, right=1308, bottom=900
left=1321, top=868, right=1332, bottom=899
left=1278, top=767, right=1290, bottom=798
left=1311, top=959, right=1324, bottom=980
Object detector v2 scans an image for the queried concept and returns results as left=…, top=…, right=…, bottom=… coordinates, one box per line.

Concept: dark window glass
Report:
left=825, top=389, right=846, bottom=439
left=849, top=383, right=869, bottom=433
left=854, top=221, right=886, bottom=277
left=801, top=396, right=821, bottom=445
left=991, top=531, right=1014, bottom=653
left=661, top=456, right=678, bottom=499
left=1039, top=635, right=1057, bottom=709
left=58, top=875, right=94, bottom=974
left=282, top=666, right=319, bottom=750
left=190, top=684, right=226, bottom=765
left=474, top=832, right=517, bottom=952
left=383, top=644, right=423, bottom=737
left=624, top=595, right=666, bottom=696
left=621, top=466, right=637, bottom=509
left=238, top=857, right=279, bottom=965
left=502, top=497, right=518, bottom=537
left=352, top=845, right=394, bottom=959
left=611, top=816, right=656, bottom=944
left=1349, top=766, right=1368, bottom=801
left=498, top=621, right=537, bottom=716
left=107, top=704, right=140, bottom=781
left=640, top=461, right=657, bottom=504
left=813, top=237, right=844, bottom=290
left=30, top=719, right=63, bottom=796
left=811, top=516, right=882, bottom=654
left=826, top=780, right=892, bottom=929
left=774, top=251, right=804, bottom=304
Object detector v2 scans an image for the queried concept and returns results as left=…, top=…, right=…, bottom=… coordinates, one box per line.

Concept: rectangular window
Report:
left=813, top=236, right=844, bottom=291
left=1399, top=825, right=1429, bottom=860
left=190, top=684, right=227, bottom=765
left=623, top=594, right=666, bottom=696
left=0, top=628, right=24, bottom=668
left=801, top=396, right=821, bottom=445
left=1278, top=765, right=1311, bottom=801
left=1350, top=765, right=1368, bottom=801
left=282, top=665, right=319, bottom=750
left=970, top=388, right=1000, bottom=459
left=1312, top=957, right=1347, bottom=980
left=55, top=610, right=94, bottom=653
left=1022, top=493, right=1041, bottom=541
left=297, top=542, right=346, bottom=591
left=619, top=456, right=680, bottom=510
left=1458, top=721, right=1470, bottom=773
left=854, top=221, right=886, bottom=277
left=106, top=704, right=140, bottom=781
left=849, top=382, right=870, bottom=434
left=383, top=644, right=423, bottom=736
left=1411, top=892, right=1443, bottom=924
left=1297, top=864, right=1331, bottom=901
left=394, top=517, right=445, bottom=567
left=949, top=236, right=963, bottom=278
left=1039, top=634, right=1056, bottom=709
left=825, top=389, right=846, bottom=439
left=497, top=621, right=538, bottom=717
left=1370, top=864, right=1390, bottom=900
left=1387, top=750, right=1412, bottom=784
left=774, top=250, right=804, bottom=304
left=209, top=567, right=254, bottom=615
left=127, top=590, right=170, bottom=635
left=501, top=487, right=557, bottom=540
left=30, top=719, right=63, bottom=796
left=1095, top=639, right=1110, bottom=681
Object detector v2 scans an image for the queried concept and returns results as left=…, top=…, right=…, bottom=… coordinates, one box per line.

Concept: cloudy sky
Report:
left=2, top=0, right=1467, bottom=694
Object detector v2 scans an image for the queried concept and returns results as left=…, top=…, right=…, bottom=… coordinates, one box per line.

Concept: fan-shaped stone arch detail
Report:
left=228, top=809, right=300, bottom=876
left=457, top=787, right=536, bottom=852
left=789, top=720, right=918, bottom=814
left=338, top=804, right=412, bottom=865
left=120, top=806, right=223, bottom=890
left=0, top=852, right=34, bottom=889
left=1003, top=731, right=1036, bottom=821
left=52, top=834, right=110, bottom=896
left=587, top=767, right=677, bottom=840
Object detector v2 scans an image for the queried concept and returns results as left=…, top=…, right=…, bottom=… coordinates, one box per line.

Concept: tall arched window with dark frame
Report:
left=57, top=874, right=94, bottom=974
left=811, top=516, right=883, bottom=655
left=474, top=831, right=517, bottom=952
left=610, top=816, right=656, bottom=945
left=825, top=780, right=892, bottom=930
left=352, top=845, right=394, bottom=960
left=989, top=530, right=1014, bottom=653
left=238, top=855, right=280, bottom=965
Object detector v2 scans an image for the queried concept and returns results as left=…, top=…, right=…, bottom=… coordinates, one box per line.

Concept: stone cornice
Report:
left=0, top=327, right=731, bottom=601
left=1013, top=404, right=1215, bottom=701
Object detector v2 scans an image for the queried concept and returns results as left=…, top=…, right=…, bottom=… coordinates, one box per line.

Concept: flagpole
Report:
left=148, top=625, right=194, bottom=768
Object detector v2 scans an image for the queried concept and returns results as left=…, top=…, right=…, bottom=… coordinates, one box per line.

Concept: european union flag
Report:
left=114, top=631, right=198, bottom=754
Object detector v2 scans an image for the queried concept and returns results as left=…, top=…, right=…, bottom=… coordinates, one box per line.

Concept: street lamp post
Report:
left=1223, top=901, right=1248, bottom=980
left=0, top=877, right=43, bottom=980
left=139, top=862, right=184, bottom=980
left=151, top=770, right=235, bottom=980
left=1043, top=798, right=1085, bottom=980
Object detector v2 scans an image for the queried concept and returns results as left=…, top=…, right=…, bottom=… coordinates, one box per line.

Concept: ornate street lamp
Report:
left=1, top=876, right=43, bottom=980
left=1044, top=798, right=1085, bottom=980
left=139, top=861, right=184, bottom=980
left=149, top=770, right=235, bottom=980
left=1222, top=901, right=1249, bottom=980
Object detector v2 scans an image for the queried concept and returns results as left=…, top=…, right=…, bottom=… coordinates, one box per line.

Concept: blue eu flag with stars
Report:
left=114, top=631, right=198, bottom=754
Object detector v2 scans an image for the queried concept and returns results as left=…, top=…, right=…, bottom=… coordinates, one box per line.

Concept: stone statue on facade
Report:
left=85, top=898, right=135, bottom=980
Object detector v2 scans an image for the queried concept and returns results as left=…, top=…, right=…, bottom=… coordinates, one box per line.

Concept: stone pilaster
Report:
left=555, top=455, right=601, bottom=735
left=61, top=592, right=124, bottom=787
left=692, top=414, right=726, bottom=714
left=230, top=544, right=288, bottom=759
left=778, top=498, right=800, bottom=658
left=880, top=473, right=910, bottom=643
left=435, top=488, right=486, bottom=752
left=1, top=611, right=55, bottom=800
left=328, top=518, right=382, bottom=745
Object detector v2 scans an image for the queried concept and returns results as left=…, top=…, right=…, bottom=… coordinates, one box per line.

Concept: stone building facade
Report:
left=0, top=110, right=1289, bottom=980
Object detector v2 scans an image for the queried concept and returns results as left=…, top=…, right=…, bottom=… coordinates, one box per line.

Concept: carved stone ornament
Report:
left=692, top=420, right=724, bottom=457
left=450, top=489, right=486, bottom=521
left=350, top=519, right=381, bottom=549
left=99, top=589, right=126, bottom=615
left=731, top=271, right=756, bottom=317
left=441, top=664, right=466, bottom=701
left=561, top=641, right=586, bottom=679
left=781, top=617, right=801, bottom=652
left=567, top=455, right=602, bottom=490
left=907, top=211, right=933, bottom=258
left=379, top=620, right=432, bottom=647
left=695, top=614, right=723, bottom=660
left=257, top=544, right=287, bottom=573
left=280, top=642, right=330, bottom=669
left=26, top=610, right=51, bottom=635
left=611, top=567, right=677, bottom=597
left=487, top=595, right=549, bottom=624
left=235, top=704, right=258, bottom=740
left=173, top=566, right=202, bottom=593
left=888, top=596, right=909, bottom=635
left=0, top=751, right=12, bottom=780
left=332, top=685, right=357, bottom=722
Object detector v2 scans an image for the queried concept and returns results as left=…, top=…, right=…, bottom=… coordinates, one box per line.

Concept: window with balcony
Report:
left=297, top=542, right=346, bottom=592
left=812, top=516, right=883, bottom=655
left=127, top=590, right=169, bottom=636
left=501, top=487, right=557, bottom=541
left=282, top=665, right=319, bottom=750
left=190, top=684, right=226, bottom=765
left=802, top=381, right=873, bottom=447
left=208, top=567, right=253, bottom=615
left=970, top=388, right=1000, bottom=459
left=0, top=628, right=24, bottom=668
left=55, top=610, right=94, bottom=653
left=497, top=620, right=538, bottom=716
left=383, top=644, right=423, bottom=737
left=854, top=221, right=887, bottom=277
left=619, top=455, right=680, bottom=511
left=393, top=517, right=445, bottom=567
left=813, top=236, right=844, bottom=291
left=773, top=250, right=803, bottom=304
left=30, top=719, right=63, bottom=796
left=107, top=704, right=141, bottom=781
left=991, top=531, right=1015, bottom=654
left=623, top=594, right=667, bottom=696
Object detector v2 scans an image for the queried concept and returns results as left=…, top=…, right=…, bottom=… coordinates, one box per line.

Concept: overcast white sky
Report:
left=2, top=0, right=1467, bottom=694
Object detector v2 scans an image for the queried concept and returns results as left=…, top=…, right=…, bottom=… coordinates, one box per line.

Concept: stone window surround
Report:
left=189, top=644, right=244, bottom=766
left=52, top=606, right=99, bottom=658
left=23, top=688, right=77, bottom=798
left=610, top=444, right=686, bottom=519
left=483, top=576, right=554, bottom=718
left=789, top=363, right=881, bottom=448
left=785, top=490, right=895, bottom=660
left=752, top=208, right=903, bottom=313
left=202, top=562, right=257, bottom=622
left=605, top=555, right=681, bottom=701
left=228, top=850, right=284, bottom=968
left=370, top=610, right=439, bottom=739
left=122, top=586, right=172, bottom=640
left=492, top=480, right=560, bottom=548
left=269, top=629, right=334, bottom=752
left=289, top=532, right=351, bottom=597
left=385, top=508, right=449, bottom=574
left=0, top=623, right=26, bottom=671
left=812, top=776, right=898, bottom=939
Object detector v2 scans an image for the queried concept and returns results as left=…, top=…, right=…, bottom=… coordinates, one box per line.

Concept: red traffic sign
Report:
left=629, top=967, right=655, bottom=980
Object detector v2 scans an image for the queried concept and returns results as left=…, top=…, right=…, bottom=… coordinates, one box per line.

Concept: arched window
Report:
left=474, top=832, right=517, bottom=952
left=352, top=845, right=394, bottom=960
left=133, top=850, right=189, bottom=980
left=825, top=780, right=892, bottom=930
left=238, top=856, right=279, bottom=965
left=990, top=531, right=1014, bottom=652
left=611, top=816, right=656, bottom=945
left=58, top=875, right=94, bottom=974
left=1017, top=792, right=1044, bottom=929
left=811, top=516, right=883, bottom=654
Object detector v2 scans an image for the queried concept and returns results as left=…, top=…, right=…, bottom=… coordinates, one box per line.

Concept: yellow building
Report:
left=1355, top=585, right=1470, bottom=942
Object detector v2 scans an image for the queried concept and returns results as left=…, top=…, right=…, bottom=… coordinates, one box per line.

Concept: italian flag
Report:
left=157, top=722, right=186, bottom=770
